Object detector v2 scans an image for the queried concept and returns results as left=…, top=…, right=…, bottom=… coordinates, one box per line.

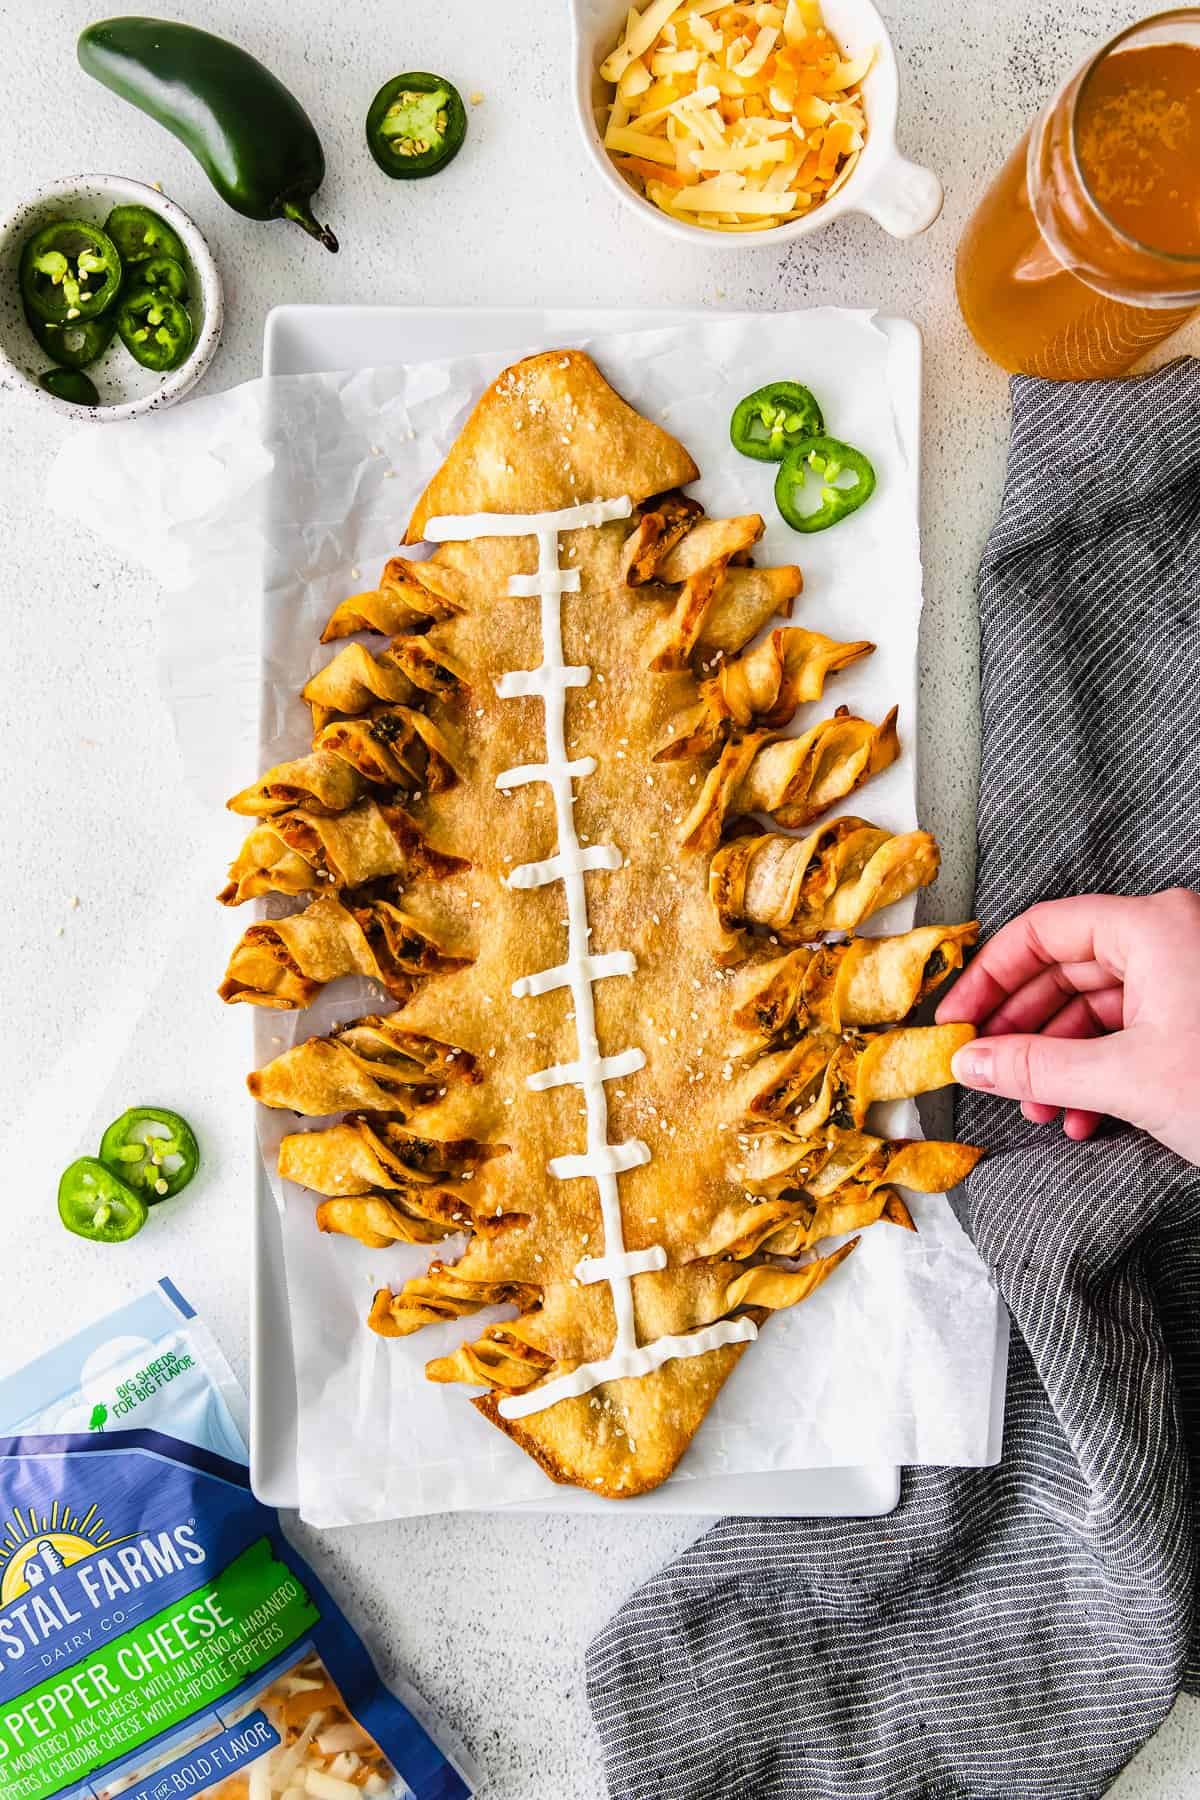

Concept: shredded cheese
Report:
left=618, top=56, right=653, bottom=99
left=303, top=1772, right=361, bottom=1800
left=598, top=0, right=871, bottom=231
left=688, top=138, right=791, bottom=172
left=599, top=0, right=682, bottom=81
left=651, top=48, right=700, bottom=73
left=605, top=123, right=681, bottom=164
left=733, top=25, right=779, bottom=78
left=672, top=179, right=795, bottom=213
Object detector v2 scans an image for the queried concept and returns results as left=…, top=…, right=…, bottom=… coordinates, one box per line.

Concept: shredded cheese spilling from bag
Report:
left=600, top=0, right=871, bottom=231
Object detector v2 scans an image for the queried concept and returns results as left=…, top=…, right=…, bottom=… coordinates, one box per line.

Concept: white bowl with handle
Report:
left=570, top=0, right=942, bottom=248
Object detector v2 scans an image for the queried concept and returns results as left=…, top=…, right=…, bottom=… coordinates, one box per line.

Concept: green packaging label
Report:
left=0, top=1538, right=318, bottom=1800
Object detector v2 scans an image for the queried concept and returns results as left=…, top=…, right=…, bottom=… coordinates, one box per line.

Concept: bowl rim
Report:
left=0, top=171, right=223, bottom=423
left=569, top=0, right=904, bottom=249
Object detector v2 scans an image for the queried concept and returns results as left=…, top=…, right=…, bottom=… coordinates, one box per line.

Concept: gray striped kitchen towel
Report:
left=587, top=358, right=1200, bottom=1800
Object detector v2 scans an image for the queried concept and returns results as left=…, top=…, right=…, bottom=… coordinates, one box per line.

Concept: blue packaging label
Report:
left=0, top=1283, right=469, bottom=1800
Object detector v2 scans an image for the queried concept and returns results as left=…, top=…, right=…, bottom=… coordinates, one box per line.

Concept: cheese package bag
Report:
left=0, top=1280, right=470, bottom=1800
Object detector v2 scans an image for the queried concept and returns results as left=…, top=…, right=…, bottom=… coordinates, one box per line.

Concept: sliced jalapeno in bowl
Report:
left=19, top=218, right=122, bottom=322
left=104, top=201, right=186, bottom=265
left=99, top=1106, right=200, bottom=1202
left=26, top=308, right=118, bottom=369
left=774, top=435, right=877, bottom=533
left=138, top=253, right=189, bottom=301
left=59, top=1157, right=148, bottom=1242
left=367, top=72, right=467, bottom=178
left=116, top=285, right=194, bottom=371
left=1, top=176, right=223, bottom=420
left=38, top=368, right=100, bottom=405
left=730, top=381, right=824, bottom=462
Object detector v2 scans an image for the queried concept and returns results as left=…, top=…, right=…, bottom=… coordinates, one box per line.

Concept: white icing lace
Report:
left=423, top=501, right=757, bottom=1421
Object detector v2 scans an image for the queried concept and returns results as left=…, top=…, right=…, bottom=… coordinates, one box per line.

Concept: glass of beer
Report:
left=957, top=9, right=1200, bottom=378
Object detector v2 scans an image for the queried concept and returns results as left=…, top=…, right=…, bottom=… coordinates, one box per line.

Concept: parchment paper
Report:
left=48, top=311, right=1004, bottom=1527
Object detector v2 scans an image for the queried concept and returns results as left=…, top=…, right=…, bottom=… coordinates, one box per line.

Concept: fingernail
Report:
left=952, top=1044, right=994, bottom=1089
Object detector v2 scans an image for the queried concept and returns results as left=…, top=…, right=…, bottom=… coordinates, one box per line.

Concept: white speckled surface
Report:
left=1, top=1, right=1198, bottom=1794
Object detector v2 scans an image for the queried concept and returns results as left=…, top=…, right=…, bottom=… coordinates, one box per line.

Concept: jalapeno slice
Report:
left=103, top=203, right=186, bottom=265
left=730, top=381, right=824, bottom=462
left=367, top=72, right=467, bottom=178
left=26, top=307, right=118, bottom=369
left=774, top=434, right=877, bottom=533
left=19, top=219, right=122, bottom=323
left=38, top=368, right=100, bottom=405
left=99, top=1106, right=200, bottom=1202
left=138, top=253, right=189, bottom=300
left=116, top=286, right=193, bottom=370
left=59, top=1158, right=148, bottom=1243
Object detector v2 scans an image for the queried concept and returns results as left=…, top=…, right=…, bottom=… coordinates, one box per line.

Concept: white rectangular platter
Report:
left=251, top=304, right=933, bottom=1519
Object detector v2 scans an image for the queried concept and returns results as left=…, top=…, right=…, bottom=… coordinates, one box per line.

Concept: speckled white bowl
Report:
left=571, top=0, right=943, bottom=249
left=0, top=173, right=223, bottom=422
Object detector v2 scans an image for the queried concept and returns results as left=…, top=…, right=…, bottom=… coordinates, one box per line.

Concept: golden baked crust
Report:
left=404, top=350, right=700, bottom=542
left=223, top=350, right=982, bottom=1497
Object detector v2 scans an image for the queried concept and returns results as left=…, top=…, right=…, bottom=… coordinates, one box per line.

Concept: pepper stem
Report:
left=282, top=198, right=339, bottom=253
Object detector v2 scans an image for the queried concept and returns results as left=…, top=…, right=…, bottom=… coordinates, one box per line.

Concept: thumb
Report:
left=952, top=1030, right=1148, bottom=1128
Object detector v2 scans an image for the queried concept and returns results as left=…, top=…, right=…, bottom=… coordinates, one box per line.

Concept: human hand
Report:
left=935, top=890, right=1200, bottom=1164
